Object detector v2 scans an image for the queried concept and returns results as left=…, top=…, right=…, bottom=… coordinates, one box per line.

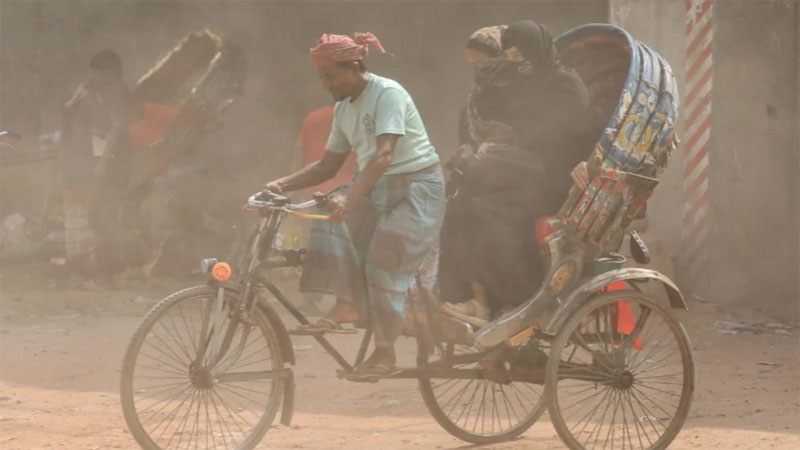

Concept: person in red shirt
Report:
left=288, top=106, right=356, bottom=314
left=293, top=105, right=357, bottom=199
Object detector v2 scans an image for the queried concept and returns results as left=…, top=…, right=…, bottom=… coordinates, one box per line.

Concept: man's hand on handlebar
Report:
left=263, top=180, right=283, bottom=194
left=326, top=191, right=354, bottom=224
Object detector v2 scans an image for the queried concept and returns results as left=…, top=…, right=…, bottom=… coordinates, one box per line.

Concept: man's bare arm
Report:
left=346, top=133, right=398, bottom=199
left=267, top=150, right=349, bottom=193
left=327, top=134, right=398, bottom=222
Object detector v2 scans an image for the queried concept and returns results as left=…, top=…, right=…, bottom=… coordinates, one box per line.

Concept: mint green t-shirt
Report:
left=326, top=74, right=439, bottom=175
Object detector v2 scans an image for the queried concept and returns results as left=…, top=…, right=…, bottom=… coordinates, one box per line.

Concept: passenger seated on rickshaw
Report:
left=439, top=20, right=597, bottom=326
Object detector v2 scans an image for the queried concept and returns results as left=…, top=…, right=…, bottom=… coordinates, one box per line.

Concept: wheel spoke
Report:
left=498, top=383, right=521, bottom=426
left=583, top=386, right=616, bottom=448
left=215, top=383, right=272, bottom=409
left=210, top=388, right=253, bottom=437
left=560, top=384, right=611, bottom=413
left=167, top=389, right=199, bottom=450
left=202, top=390, right=216, bottom=450
left=444, top=378, right=476, bottom=419
left=152, top=387, right=196, bottom=443
left=207, top=386, right=235, bottom=448
left=624, top=390, right=652, bottom=447
left=628, top=387, right=667, bottom=436
left=627, top=320, right=668, bottom=370
left=143, top=337, right=191, bottom=368
left=456, top=378, right=483, bottom=428
left=139, top=383, right=195, bottom=421
left=631, top=385, right=678, bottom=420
left=422, top=342, right=545, bottom=440
left=568, top=386, right=612, bottom=436
left=602, top=389, right=621, bottom=450
left=176, top=302, right=199, bottom=356
left=163, top=313, right=196, bottom=363
left=137, top=349, right=190, bottom=376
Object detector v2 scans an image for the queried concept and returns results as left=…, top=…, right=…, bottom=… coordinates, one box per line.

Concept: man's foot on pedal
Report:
left=345, top=363, right=402, bottom=382
left=291, top=318, right=358, bottom=335
left=292, top=299, right=361, bottom=334
left=344, top=347, right=398, bottom=382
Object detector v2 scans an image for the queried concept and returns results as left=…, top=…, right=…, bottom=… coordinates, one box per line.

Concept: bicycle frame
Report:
left=204, top=195, right=375, bottom=374
left=200, top=192, right=643, bottom=389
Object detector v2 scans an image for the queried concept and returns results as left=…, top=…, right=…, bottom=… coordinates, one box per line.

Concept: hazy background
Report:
left=1, top=0, right=798, bottom=315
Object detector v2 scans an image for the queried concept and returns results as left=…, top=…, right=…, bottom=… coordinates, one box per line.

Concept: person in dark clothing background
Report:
left=440, top=20, right=594, bottom=325
left=61, top=49, right=132, bottom=288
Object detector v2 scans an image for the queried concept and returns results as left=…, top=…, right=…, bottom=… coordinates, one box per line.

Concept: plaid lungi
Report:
left=299, top=164, right=445, bottom=346
left=62, top=186, right=96, bottom=265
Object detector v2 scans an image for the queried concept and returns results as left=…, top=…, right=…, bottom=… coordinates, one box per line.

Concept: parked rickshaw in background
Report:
left=124, top=30, right=248, bottom=275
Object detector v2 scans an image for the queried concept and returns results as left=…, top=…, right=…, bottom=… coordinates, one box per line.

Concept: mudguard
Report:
left=541, top=267, right=687, bottom=336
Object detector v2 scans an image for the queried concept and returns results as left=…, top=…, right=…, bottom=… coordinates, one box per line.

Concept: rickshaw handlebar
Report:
left=247, top=185, right=346, bottom=212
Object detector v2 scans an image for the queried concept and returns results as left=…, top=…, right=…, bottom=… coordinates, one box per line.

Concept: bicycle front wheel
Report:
left=120, top=285, right=284, bottom=450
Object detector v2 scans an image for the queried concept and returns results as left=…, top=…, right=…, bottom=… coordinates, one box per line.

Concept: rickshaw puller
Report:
left=264, top=32, right=445, bottom=380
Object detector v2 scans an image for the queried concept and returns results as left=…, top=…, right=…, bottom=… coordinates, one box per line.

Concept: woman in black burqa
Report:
left=439, top=20, right=594, bottom=324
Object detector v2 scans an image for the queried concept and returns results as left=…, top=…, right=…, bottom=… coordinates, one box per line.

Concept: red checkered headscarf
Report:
left=309, top=32, right=385, bottom=71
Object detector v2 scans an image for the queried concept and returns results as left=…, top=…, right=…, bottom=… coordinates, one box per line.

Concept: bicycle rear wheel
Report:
left=546, top=291, right=694, bottom=450
left=120, top=286, right=284, bottom=450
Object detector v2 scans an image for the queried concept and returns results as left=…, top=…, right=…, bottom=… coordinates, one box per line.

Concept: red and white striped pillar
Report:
left=682, top=0, right=713, bottom=292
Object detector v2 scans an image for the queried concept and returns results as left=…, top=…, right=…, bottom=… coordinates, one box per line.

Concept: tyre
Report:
left=121, top=285, right=284, bottom=450
left=419, top=341, right=548, bottom=444
left=546, top=291, right=694, bottom=450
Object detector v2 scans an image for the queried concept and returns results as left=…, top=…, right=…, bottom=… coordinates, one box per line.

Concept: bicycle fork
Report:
left=195, top=285, right=253, bottom=375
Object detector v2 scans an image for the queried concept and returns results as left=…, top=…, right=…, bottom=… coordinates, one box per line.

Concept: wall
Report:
left=611, top=0, right=800, bottom=314
left=710, top=0, right=799, bottom=313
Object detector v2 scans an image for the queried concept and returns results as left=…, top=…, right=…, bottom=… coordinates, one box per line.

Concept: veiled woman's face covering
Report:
left=502, top=46, right=526, bottom=62
left=465, top=25, right=507, bottom=87
left=484, top=57, right=537, bottom=87
left=465, top=45, right=533, bottom=88
left=500, top=20, right=557, bottom=77
left=470, top=55, right=506, bottom=86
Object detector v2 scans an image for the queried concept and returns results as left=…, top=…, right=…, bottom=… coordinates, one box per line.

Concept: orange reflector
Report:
left=509, top=326, right=535, bottom=347
left=211, top=262, right=232, bottom=282
left=616, top=301, right=643, bottom=350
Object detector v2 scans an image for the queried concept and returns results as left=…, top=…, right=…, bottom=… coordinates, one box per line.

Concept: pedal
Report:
left=335, top=369, right=380, bottom=383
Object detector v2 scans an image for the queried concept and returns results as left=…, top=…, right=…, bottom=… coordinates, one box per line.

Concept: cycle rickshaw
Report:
left=120, top=24, right=694, bottom=450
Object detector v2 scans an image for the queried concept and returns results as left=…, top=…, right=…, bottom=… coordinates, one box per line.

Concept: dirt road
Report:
left=1, top=265, right=798, bottom=450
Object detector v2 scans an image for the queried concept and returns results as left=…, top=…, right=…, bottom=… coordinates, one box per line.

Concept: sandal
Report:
left=345, top=363, right=402, bottom=382
left=441, top=299, right=490, bottom=327
left=290, top=318, right=358, bottom=335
